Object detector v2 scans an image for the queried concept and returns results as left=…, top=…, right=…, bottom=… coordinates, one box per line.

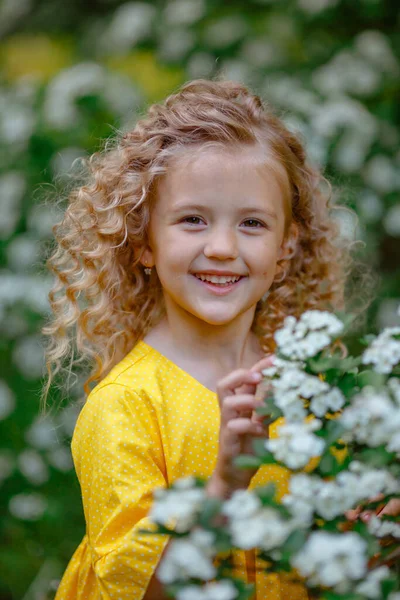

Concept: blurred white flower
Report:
left=46, top=447, right=73, bottom=472
left=28, top=204, right=63, bottom=238
left=164, top=0, right=205, bottom=25
left=51, top=147, right=85, bottom=179
left=0, top=172, right=26, bottom=239
left=363, top=155, right=400, bottom=194
left=176, top=580, right=238, bottom=600
left=44, top=63, right=106, bottom=129
left=356, top=189, right=383, bottom=223
left=355, top=566, right=391, bottom=598
left=18, top=449, right=49, bottom=486
left=158, top=29, right=195, bottom=61
left=298, top=0, right=339, bottom=14
left=187, top=53, right=215, bottom=78
left=340, top=386, right=400, bottom=451
left=266, top=420, right=325, bottom=469
left=222, top=489, right=261, bottom=520
left=203, top=16, right=248, bottom=49
left=292, top=531, right=367, bottom=591
left=0, top=380, right=15, bottom=420
left=101, top=2, right=156, bottom=53
left=355, top=31, right=399, bottom=74
left=311, top=98, right=376, bottom=143
left=151, top=477, right=206, bottom=532
left=313, top=51, right=380, bottom=97
left=241, top=39, right=284, bottom=68
left=368, top=515, right=400, bottom=539
left=13, top=335, right=45, bottom=379
left=383, top=203, right=400, bottom=237
left=58, top=402, right=80, bottom=436
left=25, top=416, right=60, bottom=450
left=9, top=492, right=47, bottom=521
left=158, top=528, right=216, bottom=584
left=332, top=130, right=371, bottom=173
left=221, top=59, right=253, bottom=85
left=331, top=208, right=359, bottom=242
left=0, top=101, right=35, bottom=147
left=362, top=327, right=400, bottom=373
left=265, top=76, right=319, bottom=117
left=7, top=235, right=40, bottom=272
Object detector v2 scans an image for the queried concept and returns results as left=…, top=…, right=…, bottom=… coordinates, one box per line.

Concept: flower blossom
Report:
left=265, top=420, right=325, bottom=469
left=157, top=528, right=216, bottom=584
left=292, top=531, right=368, bottom=592
left=150, top=476, right=206, bottom=532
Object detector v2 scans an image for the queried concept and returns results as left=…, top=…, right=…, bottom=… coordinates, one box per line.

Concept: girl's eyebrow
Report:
left=170, top=203, right=278, bottom=221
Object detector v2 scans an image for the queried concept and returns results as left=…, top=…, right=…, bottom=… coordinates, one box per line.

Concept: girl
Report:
left=43, top=79, right=351, bottom=600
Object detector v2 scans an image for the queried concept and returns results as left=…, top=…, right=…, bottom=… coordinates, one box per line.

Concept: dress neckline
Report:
left=137, top=340, right=218, bottom=397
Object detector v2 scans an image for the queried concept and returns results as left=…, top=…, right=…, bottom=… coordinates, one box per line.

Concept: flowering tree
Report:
left=148, top=310, right=400, bottom=600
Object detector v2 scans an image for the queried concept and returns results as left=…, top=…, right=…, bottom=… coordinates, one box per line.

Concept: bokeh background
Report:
left=0, top=0, right=399, bottom=598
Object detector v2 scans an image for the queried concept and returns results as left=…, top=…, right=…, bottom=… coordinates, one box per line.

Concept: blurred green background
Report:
left=0, top=0, right=399, bottom=598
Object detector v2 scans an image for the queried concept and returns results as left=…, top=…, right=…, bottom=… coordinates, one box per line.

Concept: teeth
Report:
left=195, top=274, right=241, bottom=284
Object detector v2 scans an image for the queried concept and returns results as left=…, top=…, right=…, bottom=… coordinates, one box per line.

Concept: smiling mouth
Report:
left=193, top=274, right=244, bottom=286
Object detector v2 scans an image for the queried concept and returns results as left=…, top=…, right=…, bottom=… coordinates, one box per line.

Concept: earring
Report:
left=144, top=265, right=152, bottom=275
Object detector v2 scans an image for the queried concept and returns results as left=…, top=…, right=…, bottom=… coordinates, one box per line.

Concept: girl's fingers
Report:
left=227, top=418, right=265, bottom=435
left=217, top=369, right=262, bottom=400
left=250, top=354, right=275, bottom=373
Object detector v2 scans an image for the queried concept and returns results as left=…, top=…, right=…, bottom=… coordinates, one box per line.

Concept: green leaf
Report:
left=318, top=451, right=339, bottom=476
left=252, top=437, right=269, bottom=456
left=282, top=529, right=307, bottom=554
left=256, top=483, right=277, bottom=502
left=198, top=498, right=222, bottom=528
left=234, top=455, right=262, bottom=469
left=357, top=446, right=395, bottom=467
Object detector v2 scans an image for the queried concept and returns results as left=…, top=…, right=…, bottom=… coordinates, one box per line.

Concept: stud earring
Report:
left=144, top=265, right=152, bottom=276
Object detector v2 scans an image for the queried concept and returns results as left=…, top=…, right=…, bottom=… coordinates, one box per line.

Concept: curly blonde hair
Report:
left=42, top=78, right=356, bottom=408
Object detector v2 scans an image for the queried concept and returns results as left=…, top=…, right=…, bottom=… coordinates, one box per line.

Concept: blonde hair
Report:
left=42, top=78, right=358, bottom=408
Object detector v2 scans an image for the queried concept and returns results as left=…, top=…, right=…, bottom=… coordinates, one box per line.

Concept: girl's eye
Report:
left=242, top=219, right=266, bottom=228
left=183, top=216, right=203, bottom=225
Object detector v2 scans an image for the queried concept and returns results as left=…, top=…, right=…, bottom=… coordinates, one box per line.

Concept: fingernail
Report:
left=361, top=513, right=371, bottom=522
left=251, top=373, right=262, bottom=381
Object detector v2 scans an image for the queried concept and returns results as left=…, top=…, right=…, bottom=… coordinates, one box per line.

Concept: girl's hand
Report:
left=207, top=355, right=275, bottom=499
left=346, top=495, right=400, bottom=523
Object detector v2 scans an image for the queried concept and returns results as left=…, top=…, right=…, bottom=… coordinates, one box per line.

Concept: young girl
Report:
left=43, top=79, right=351, bottom=600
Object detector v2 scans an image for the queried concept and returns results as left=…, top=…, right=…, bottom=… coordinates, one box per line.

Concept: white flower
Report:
left=102, top=2, right=156, bottom=53
left=362, top=327, right=400, bottom=373
left=158, top=528, right=216, bottom=584
left=265, top=420, right=325, bottom=469
left=176, top=580, right=238, bottom=600
left=355, top=566, right=391, bottom=599
left=9, top=492, right=47, bottom=521
left=310, top=387, right=345, bottom=417
left=292, top=531, right=367, bottom=591
left=18, top=449, right=49, bottom=486
left=231, top=509, right=290, bottom=550
left=274, top=311, right=343, bottom=360
left=368, top=515, right=400, bottom=539
left=221, top=489, right=261, bottom=520
left=340, top=386, right=400, bottom=451
left=151, top=478, right=206, bottom=532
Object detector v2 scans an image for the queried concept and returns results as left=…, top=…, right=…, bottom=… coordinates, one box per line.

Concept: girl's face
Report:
left=141, top=146, right=289, bottom=328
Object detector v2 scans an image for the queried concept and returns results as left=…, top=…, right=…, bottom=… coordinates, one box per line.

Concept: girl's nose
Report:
left=203, top=228, right=239, bottom=260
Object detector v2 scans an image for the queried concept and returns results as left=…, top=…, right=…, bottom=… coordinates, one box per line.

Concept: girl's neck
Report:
left=143, top=315, right=263, bottom=378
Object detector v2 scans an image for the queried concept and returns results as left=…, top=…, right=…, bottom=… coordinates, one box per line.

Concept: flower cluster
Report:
left=274, top=311, right=344, bottom=360
left=148, top=310, right=400, bottom=600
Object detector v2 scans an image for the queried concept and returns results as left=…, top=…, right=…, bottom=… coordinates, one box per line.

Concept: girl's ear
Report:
left=278, top=222, right=299, bottom=261
left=138, top=246, right=155, bottom=268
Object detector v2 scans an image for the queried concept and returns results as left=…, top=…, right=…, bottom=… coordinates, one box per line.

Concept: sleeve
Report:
left=72, top=382, right=169, bottom=599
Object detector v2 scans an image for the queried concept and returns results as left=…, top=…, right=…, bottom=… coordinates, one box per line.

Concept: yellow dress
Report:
left=55, top=340, right=308, bottom=600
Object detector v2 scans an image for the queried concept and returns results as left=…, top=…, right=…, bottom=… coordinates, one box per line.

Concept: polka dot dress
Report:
left=55, top=340, right=309, bottom=600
